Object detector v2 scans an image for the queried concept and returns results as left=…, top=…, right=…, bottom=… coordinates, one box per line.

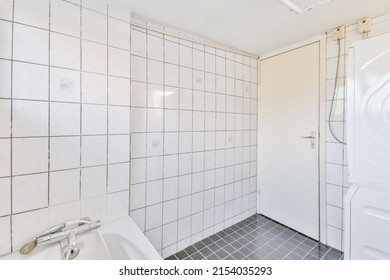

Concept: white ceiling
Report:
left=109, top=0, right=390, bottom=56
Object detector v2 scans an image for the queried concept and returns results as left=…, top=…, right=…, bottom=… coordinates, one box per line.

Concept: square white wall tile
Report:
left=81, top=166, right=107, bottom=199
left=193, top=49, right=204, bottom=71
left=147, top=133, right=163, bottom=157
left=12, top=137, right=48, bottom=175
left=180, top=89, right=192, bottom=110
left=191, top=212, right=203, bottom=234
left=180, top=45, right=192, bottom=68
left=108, top=106, right=130, bottom=134
left=164, top=177, right=178, bottom=201
left=50, top=0, right=80, bottom=37
left=49, top=201, right=80, bottom=225
left=146, top=203, right=162, bottom=230
left=326, top=163, right=343, bottom=186
left=0, top=0, right=13, bottom=21
left=178, top=216, right=191, bottom=240
left=193, top=71, right=204, bottom=91
left=50, top=136, right=80, bottom=170
left=164, top=154, right=179, bottom=178
left=108, top=18, right=130, bottom=50
left=0, top=178, right=11, bottom=216
left=179, top=110, right=192, bottom=132
left=180, top=67, right=192, bottom=89
left=205, top=53, right=215, bottom=73
left=165, top=63, right=179, bottom=87
left=108, top=77, right=130, bottom=106
left=164, top=86, right=179, bottom=109
left=193, top=131, right=205, bottom=152
left=226, top=60, right=234, bottom=78
left=0, top=139, right=11, bottom=178
left=147, top=109, right=163, bottom=132
left=148, top=84, right=164, bottom=108
left=109, top=47, right=130, bottom=78
left=131, top=55, right=147, bottom=82
left=164, top=40, right=178, bottom=65
left=131, top=133, right=146, bottom=158
left=14, top=0, right=49, bottom=29
left=12, top=173, right=48, bottom=213
left=50, top=68, right=80, bottom=102
left=82, top=8, right=107, bottom=44
left=216, top=56, right=225, bottom=75
left=50, top=102, right=80, bottom=136
left=13, top=62, right=48, bottom=101
left=108, top=135, right=130, bottom=163
left=131, top=81, right=147, bottom=107
left=178, top=174, right=191, bottom=197
left=326, top=184, right=343, bottom=208
left=107, top=190, right=129, bottom=222
left=80, top=195, right=107, bottom=224
left=12, top=100, right=48, bottom=137
left=0, top=59, right=11, bottom=98
left=82, top=104, right=107, bottom=135
left=163, top=221, right=178, bottom=247
left=164, top=132, right=178, bottom=155
left=12, top=208, right=49, bottom=250
left=131, top=158, right=146, bottom=184
left=130, top=183, right=146, bottom=210
left=178, top=196, right=191, bottom=219
left=146, top=226, right=162, bottom=250
left=146, top=180, right=163, bottom=206
left=191, top=192, right=203, bottom=214
left=50, top=33, right=80, bottom=70
left=0, top=216, right=11, bottom=255
left=13, top=24, right=48, bottom=64
left=163, top=199, right=178, bottom=225
left=193, top=90, right=204, bottom=111
left=108, top=163, right=130, bottom=193
left=49, top=169, right=80, bottom=206
left=131, top=29, right=147, bottom=57
left=178, top=153, right=192, bottom=175
left=146, top=156, right=163, bottom=181
left=148, top=60, right=163, bottom=85
left=148, top=34, right=163, bottom=61
left=81, top=135, right=107, bottom=167
left=82, top=40, right=107, bottom=74
left=327, top=204, right=343, bottom=229
left=0, top=20, right=12, bottom=60
left=0, top=99, right=11, bottom=138
left=164, top=110, right=178, bottom=132
left=82, top=72, right=107, bottom=104
left=326, top=225, right=342, bottom=251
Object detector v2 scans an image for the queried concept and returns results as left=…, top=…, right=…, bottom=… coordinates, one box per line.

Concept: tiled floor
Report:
left=166, top=214, right=344, bottom=260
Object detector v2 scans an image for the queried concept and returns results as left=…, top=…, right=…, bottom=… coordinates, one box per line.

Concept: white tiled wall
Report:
left=0, top=0, right=258, bottom=258
left=128, top=22, right=258, bottom=257
left=325, top=12, right=390, bottom=251
left=0, top=0, right=132, bottom=255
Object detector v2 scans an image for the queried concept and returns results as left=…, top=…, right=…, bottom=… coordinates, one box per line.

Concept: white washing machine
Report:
left=345, top=33, right=390, bottom=259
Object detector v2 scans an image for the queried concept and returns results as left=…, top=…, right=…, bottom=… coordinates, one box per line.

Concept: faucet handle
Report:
left=36, top=223, right=66, bottom=239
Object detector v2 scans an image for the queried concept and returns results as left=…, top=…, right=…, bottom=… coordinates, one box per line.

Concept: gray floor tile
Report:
left=166, top=214, right=343, bottom=261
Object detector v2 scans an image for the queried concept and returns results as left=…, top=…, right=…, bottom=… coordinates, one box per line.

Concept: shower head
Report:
left=19, top=223, right=66, bottom=255
left=19, top=240, right=37, bottom=255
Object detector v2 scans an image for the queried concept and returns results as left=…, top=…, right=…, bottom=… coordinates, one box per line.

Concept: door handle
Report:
left=300, top=132, right=316, bottom=149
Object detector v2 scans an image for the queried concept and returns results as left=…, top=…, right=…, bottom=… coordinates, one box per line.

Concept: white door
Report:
left=259, top=42, right=320, bottom=240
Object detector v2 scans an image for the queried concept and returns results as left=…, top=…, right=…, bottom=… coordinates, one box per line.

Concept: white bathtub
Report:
left=0, top=216, right=162, bottom=260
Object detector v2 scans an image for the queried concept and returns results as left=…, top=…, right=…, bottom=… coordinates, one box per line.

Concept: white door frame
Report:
left=257, top=34, right=327, bottom=244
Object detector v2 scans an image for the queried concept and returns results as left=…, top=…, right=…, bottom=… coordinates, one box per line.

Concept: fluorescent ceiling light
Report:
left=279, top=0, right=334, bottom=14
